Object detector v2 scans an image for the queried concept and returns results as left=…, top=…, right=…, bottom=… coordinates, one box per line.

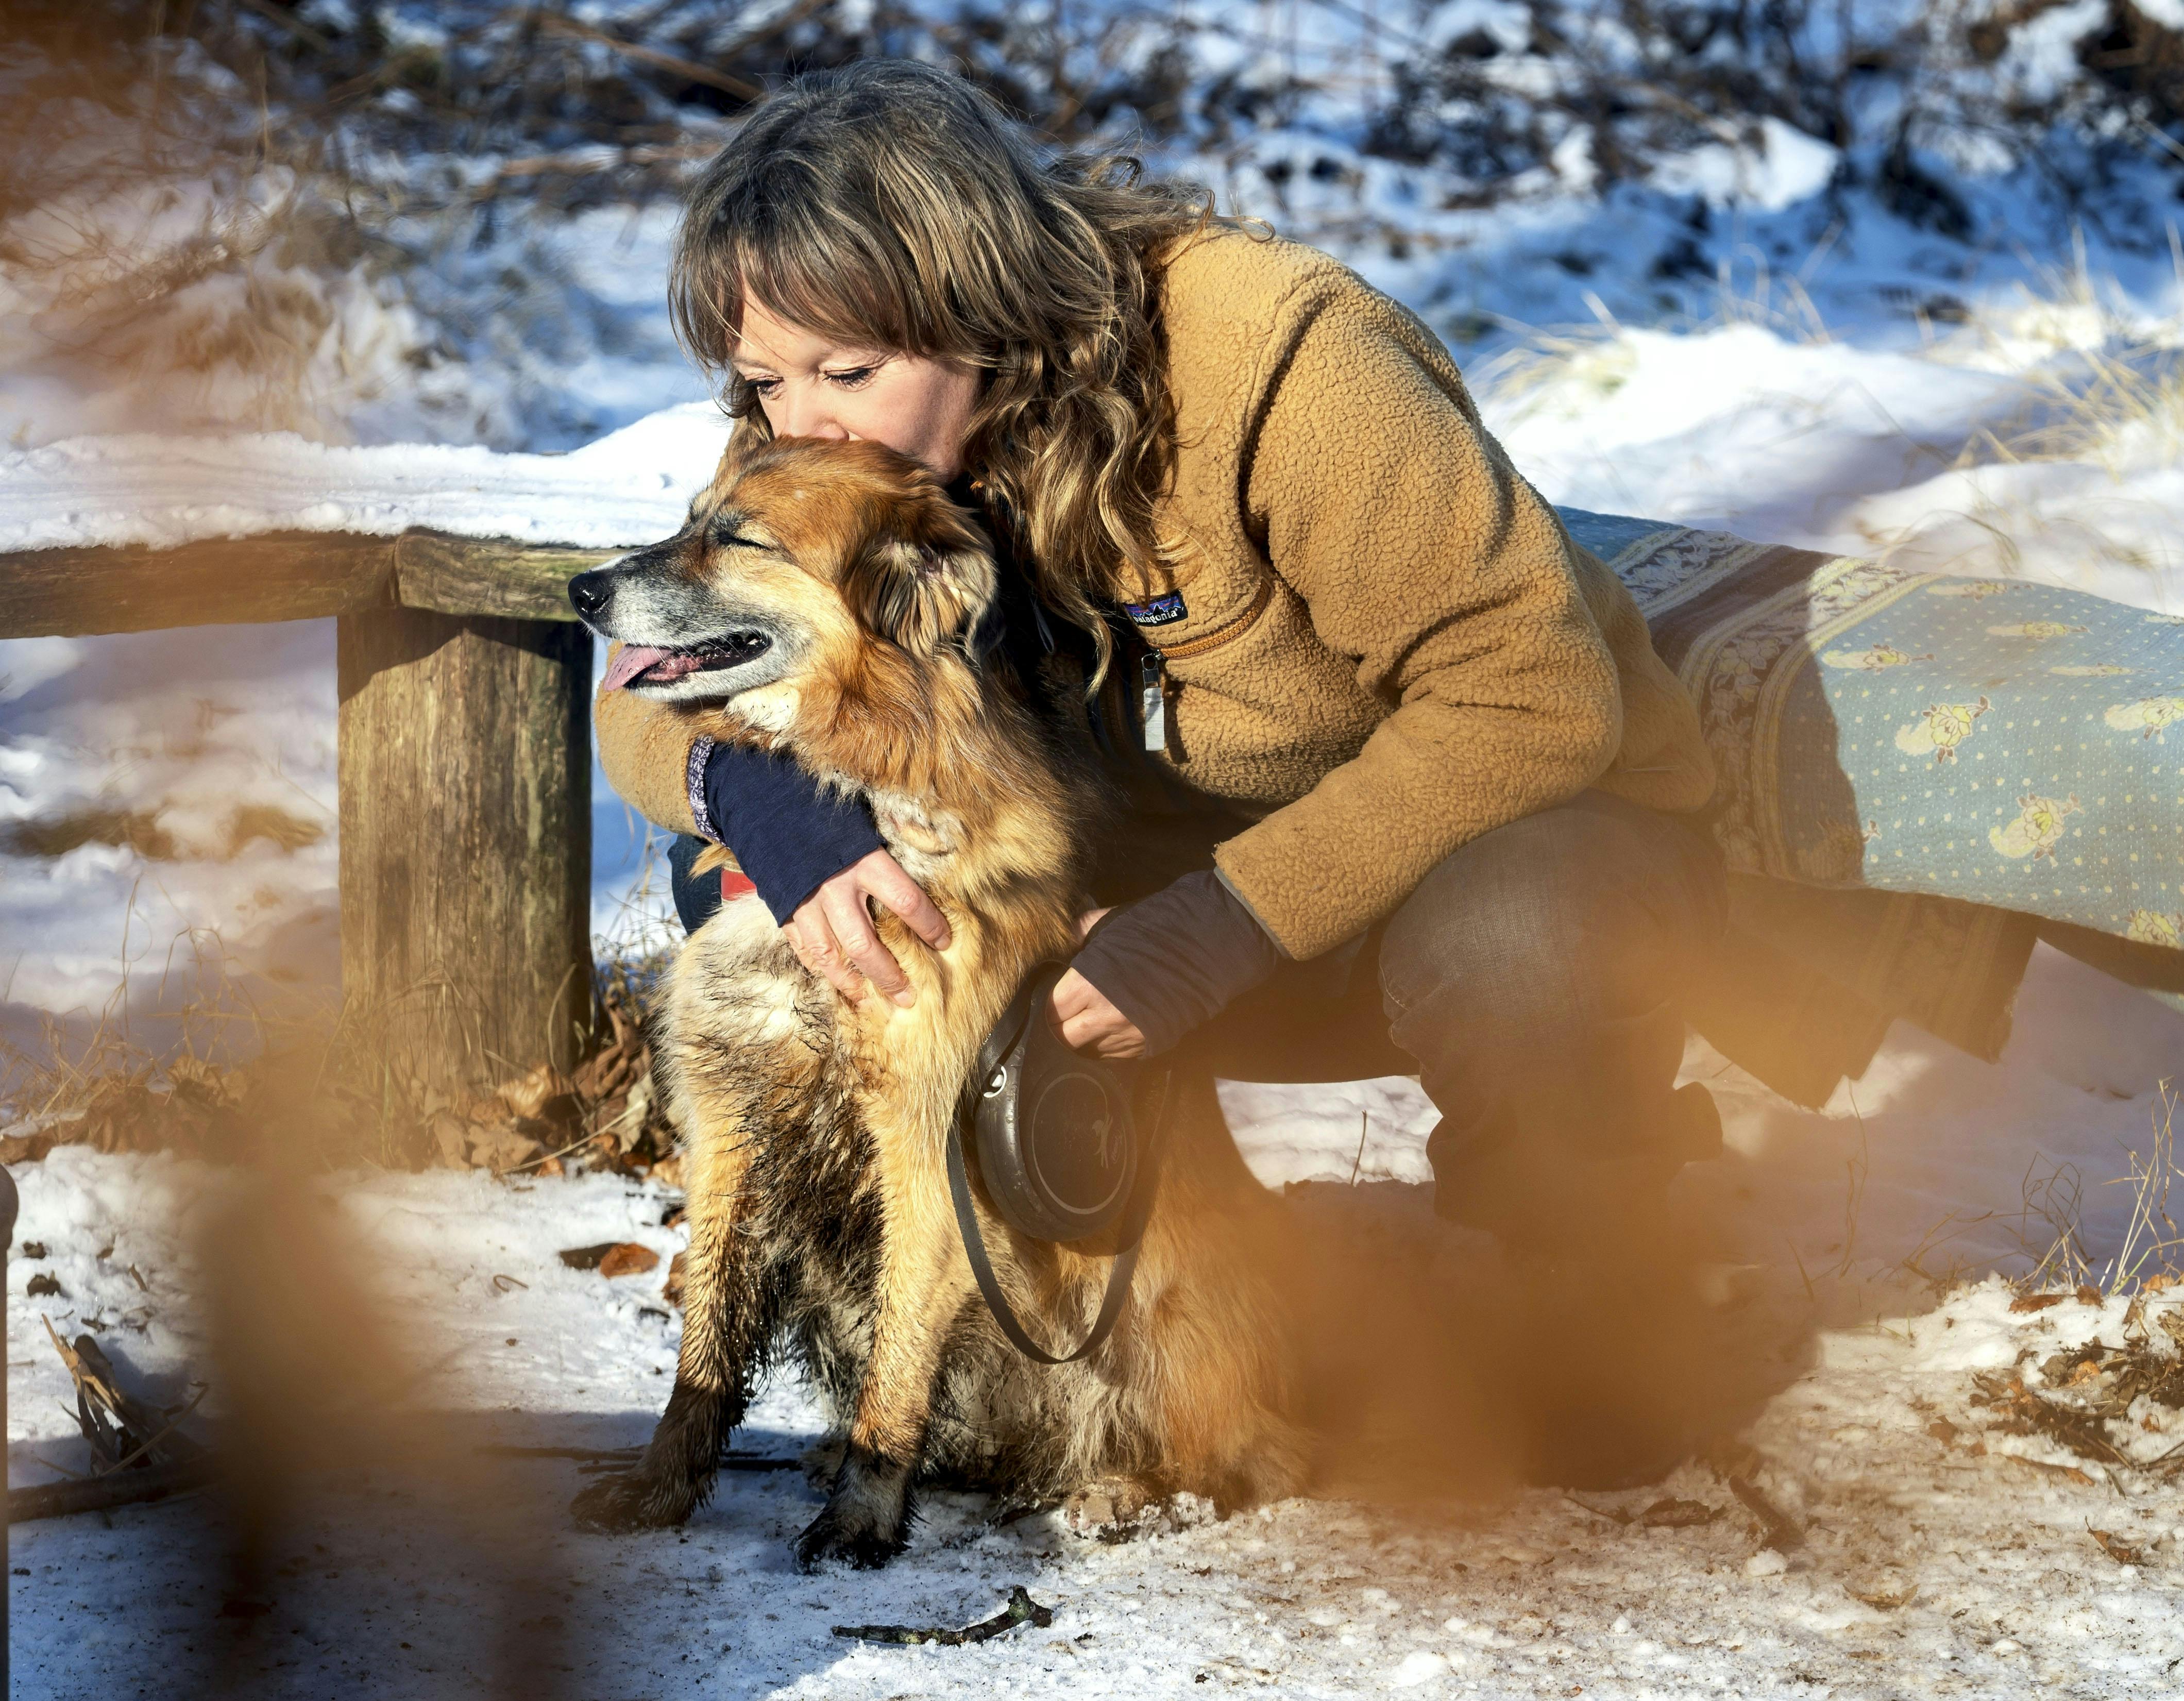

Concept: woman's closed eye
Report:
left=736, top=365, right=878, bottom=397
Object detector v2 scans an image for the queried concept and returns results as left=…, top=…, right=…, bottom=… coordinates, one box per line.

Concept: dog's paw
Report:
left=569, top=1471, right=694, bottom=1535
left=799, top=1435, right=848, bottom=1490
left=792, top=1502, right=908, bottom=1572
left=1061, top=1475, right=1158, bottom=1536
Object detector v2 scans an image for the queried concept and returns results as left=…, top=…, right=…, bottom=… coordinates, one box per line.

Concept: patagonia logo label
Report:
left=1123, top=591, right=1188, bottom=628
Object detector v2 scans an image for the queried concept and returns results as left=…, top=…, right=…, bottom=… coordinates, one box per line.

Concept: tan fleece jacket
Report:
left=596, top=230, right=1716, bottom=959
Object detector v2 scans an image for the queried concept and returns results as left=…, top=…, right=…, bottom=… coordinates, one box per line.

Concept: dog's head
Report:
left=569, top=436, right=996, bottom=708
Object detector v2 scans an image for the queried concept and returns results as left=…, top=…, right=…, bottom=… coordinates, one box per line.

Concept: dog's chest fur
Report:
left=654, top=828, right=1123, bottom=1489
left=660, top=898, right=885, bottom=1409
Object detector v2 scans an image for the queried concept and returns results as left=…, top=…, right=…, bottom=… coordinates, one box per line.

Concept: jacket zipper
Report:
left=1107, top=576, right=1275, bottom=755
left=1132, top=577, right=1272, bottom=751
left=1139, top=652, right=1166, bottom=752
left=1153, top=577, right=1274, bottom=662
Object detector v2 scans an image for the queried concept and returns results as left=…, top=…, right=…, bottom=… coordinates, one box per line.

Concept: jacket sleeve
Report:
left=1210, top=292, right=1624, bottom=959
left=593, top=652, right=703, bottom=837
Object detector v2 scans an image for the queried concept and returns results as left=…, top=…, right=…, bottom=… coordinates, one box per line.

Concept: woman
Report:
left=598, top=61, right=1726, bottom=1482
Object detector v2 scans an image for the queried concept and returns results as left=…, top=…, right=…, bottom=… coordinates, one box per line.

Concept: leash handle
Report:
left=945, top=1068, right=1171, bottom=1366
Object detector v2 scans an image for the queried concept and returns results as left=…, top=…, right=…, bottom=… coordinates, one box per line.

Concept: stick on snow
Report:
left=832, top=1586, right=1055, bottom=1646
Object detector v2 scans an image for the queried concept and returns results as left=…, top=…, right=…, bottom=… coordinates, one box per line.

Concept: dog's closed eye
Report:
left=710, top=516, right=769, bottom=550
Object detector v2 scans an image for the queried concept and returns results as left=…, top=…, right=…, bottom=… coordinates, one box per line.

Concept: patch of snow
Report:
left=1651, top=117, right=1842, bottom=213
left=0, top=402, right=732, bottom=554
left=13, top=1134, right=2184, bottom=1698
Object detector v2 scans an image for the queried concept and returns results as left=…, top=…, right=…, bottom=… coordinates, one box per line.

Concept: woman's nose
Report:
left=771, top=384, right=851, bottom=442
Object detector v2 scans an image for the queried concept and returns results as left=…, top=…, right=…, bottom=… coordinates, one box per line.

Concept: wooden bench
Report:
left=3, top=531, right=621, bottom=1088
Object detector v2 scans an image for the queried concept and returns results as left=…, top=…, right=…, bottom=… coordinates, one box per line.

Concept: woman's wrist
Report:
left=1066, top=870, right=1283, bottom=1057
left=701, top=741, right=888, bottom=925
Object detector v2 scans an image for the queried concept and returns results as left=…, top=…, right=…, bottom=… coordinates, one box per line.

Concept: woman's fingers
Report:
left=1047, top=968, right=1147, bottom=1058
left=860, top=851, right=952, bottom=950
left=785, top=852, right=946, bottom=1008
left=1072, top=906, right=1113, bottom=945
left=820, top=879, right=915, bottom=1008
left=788, top=902, right=867, bottom=1004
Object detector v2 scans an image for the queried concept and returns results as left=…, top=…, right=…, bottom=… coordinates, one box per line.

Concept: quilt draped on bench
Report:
left=1565, top=508, right=2184, bottom=1104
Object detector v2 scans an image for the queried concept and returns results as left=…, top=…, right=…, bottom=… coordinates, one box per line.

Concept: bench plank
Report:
left=0, top=532, right=397, bottom=637
left=0, top=531, right=617, bottom=636
left=396, top=531, right=618, bottom=622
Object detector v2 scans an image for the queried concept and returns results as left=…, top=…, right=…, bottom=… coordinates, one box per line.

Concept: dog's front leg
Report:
left=794, top=1130, right=969, bottom=1570
left=572, top=1112, right=769, bottom=1532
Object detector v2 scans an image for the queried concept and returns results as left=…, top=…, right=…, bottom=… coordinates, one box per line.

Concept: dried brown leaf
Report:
left=2088, top=1528, right=2147, bottom=1564
left=595, top=1243, right=659, bottom=1279
left=496, top=1063, right=570, bottom=1123
left=2002, top=1453, right=2096, bottom=1487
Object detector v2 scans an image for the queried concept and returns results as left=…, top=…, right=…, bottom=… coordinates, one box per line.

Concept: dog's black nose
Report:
left=568, top=569, right=614, bottom=620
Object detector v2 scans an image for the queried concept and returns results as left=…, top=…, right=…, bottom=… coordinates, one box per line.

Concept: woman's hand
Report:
left=1047, top=907, right=1149, bottom=1057
left=785, top=849, right=952, bottom=1007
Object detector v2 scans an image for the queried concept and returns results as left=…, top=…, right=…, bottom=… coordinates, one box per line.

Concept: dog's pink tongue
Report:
left=602, top=645, right=676, bottom=692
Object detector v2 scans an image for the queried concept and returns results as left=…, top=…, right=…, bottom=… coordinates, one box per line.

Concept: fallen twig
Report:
left=2001, top=1452, right=2098, bottom=1488
left=832, top=1585, right=1054, bottom=1646
left=1728, top=1476, right=1804, bottom=1551
left=9, top=1457, right=217, bottom=1524
left=479, top=1444, right=798, bottom=1472
left=1639, top=1497, right=1720, bottom=1528
left=504, top=1127, right=607, bottom=1176
left=530, top=14, right=764, bottom=101
left=478, top=1444, right=642, bottom=1462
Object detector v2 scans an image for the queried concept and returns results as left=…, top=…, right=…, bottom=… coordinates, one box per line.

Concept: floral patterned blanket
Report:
left=1567, top=507, right=2183, bottom=948
left=1563, top=507, right=2182, bottom=1096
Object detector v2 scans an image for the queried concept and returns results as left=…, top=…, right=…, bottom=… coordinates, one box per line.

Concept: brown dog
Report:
left=566, top=436, right=1310, bottom=1568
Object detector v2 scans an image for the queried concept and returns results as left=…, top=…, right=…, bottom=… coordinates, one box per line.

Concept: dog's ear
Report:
left=845, top=506, right=998, bottom=657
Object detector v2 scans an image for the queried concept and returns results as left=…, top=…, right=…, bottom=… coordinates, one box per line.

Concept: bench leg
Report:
left=336, top=609, right=592, bottom=1092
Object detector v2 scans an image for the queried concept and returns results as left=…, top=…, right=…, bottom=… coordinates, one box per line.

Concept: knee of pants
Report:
left=1378, top=799, right=1722, bottom=1037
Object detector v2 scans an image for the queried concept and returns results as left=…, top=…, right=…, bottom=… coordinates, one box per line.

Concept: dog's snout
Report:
left=568, top=569, right=615, bottom=621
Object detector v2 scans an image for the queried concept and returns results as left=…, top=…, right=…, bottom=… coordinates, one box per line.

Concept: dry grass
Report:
left=2012, top=1080, right=2184, bottom=1299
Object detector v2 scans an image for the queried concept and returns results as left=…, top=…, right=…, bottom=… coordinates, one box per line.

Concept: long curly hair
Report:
left=669, top=60, right=1219, bottom=676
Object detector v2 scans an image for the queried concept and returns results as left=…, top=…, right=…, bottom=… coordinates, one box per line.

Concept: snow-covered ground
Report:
left=9, top=16, right=2184, bottom=1690
left=10, top=944, right=2184, bottom=1699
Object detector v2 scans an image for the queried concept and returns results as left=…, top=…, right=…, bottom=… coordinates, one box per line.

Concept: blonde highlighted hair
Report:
left=669, top=60, right=1218, bottom=670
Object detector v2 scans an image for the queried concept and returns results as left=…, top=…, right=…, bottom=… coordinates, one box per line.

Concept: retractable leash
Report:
left=945, top=963, right=1173, bottom=1365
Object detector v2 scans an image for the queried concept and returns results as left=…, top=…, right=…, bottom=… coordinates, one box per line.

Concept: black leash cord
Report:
left=944, top=1068, right=1172, bottom=1365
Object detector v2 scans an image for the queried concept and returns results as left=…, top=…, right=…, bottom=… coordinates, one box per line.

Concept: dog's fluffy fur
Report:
left=569, top=436, right=1310, bottom=1569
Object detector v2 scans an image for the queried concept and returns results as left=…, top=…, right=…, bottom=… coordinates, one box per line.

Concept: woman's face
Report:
left=731, top=297, right=980, bottom=480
